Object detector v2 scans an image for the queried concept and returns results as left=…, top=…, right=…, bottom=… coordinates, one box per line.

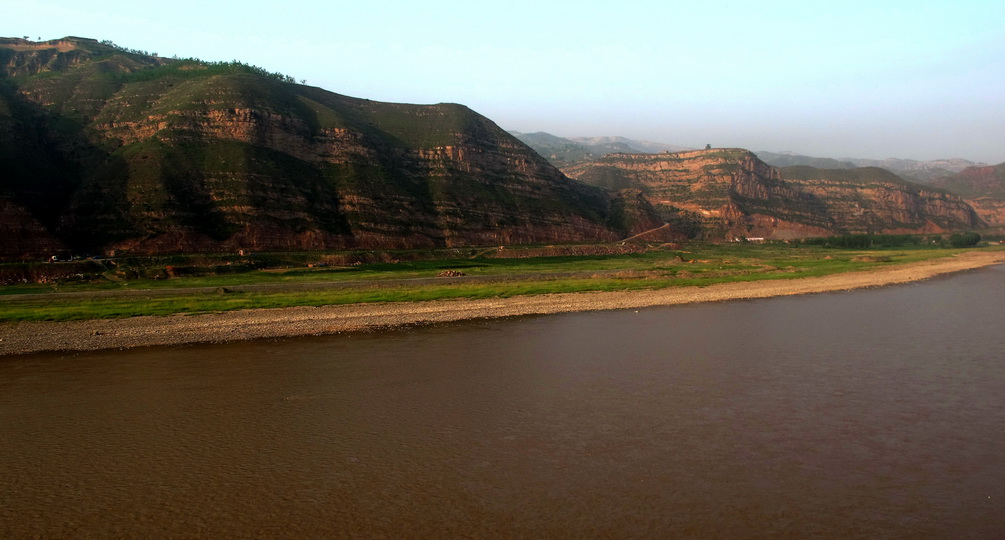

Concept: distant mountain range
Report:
left=567, top=136, right=694, bottom=155
left=510, top=131, right=986, bottom=184
left=509, top=131, right=692, bottom=168
left=754, top=151, right=986, bottom=183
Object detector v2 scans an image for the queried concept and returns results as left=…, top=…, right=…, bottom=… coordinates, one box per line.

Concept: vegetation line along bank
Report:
left=2, top=242, right=999, bottom=322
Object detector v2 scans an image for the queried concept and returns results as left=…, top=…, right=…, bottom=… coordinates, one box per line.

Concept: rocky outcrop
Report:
left=0, top=37, right=659, bottom=257
left=566, top=149, right=982, bottom=240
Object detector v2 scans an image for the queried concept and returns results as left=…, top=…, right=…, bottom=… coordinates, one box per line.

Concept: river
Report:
left=2, top=265, right=1004, bottom=538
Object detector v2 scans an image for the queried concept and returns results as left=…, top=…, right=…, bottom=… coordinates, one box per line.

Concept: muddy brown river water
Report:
left=2, top=265, right=1004, bottom=537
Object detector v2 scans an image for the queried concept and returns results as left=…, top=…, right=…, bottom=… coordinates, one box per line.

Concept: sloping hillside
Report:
left=1, top=37, right=659, bottom=257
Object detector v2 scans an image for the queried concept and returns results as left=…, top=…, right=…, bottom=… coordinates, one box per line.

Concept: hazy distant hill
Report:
left=567, top=136, right=693, bottom=155
left=517, top=134, right=983, bottom=186
left=756, top=151, right=984, bottom=183
left=506, top=132, right=596, bottom=168
left=847, top=157, right=984, bottom=182
left=510, top=131, right=691, bottom=168
left=754, top=151, right=858, bottom=170
left=0, top=37, right=669, bottom=257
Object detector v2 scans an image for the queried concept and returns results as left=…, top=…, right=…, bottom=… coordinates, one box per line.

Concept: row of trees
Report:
left=948, top=232, right=982, bottom=248
left=100, top=39, right=157, bottom=57
left=193, top=59, right=303, bottom=84
left=99, top=40, right=304, bottom=84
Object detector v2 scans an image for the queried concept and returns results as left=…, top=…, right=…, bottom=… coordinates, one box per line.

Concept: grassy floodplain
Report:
left=1, top=242, right=999, bottom=323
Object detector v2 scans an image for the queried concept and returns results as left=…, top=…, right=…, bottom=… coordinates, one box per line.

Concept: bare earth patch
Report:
left=2, top=251, right=1003, bottom=355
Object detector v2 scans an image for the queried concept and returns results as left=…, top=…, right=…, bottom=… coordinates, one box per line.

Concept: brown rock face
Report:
left=780, top=167, right=984, bottom=235
left=566, top=149, right=983, bottom=240
left=565, top=149, right=830, bottom=239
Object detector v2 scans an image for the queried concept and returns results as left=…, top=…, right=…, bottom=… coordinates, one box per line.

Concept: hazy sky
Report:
left=7, top=0, right=1005, bottom=163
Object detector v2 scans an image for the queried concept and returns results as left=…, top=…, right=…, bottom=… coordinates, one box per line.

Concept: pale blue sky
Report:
left=7, top=0, right=1005, bottom=162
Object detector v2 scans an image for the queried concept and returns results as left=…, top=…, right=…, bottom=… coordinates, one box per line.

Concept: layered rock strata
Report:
left=565, top=149, right=982, bottom=240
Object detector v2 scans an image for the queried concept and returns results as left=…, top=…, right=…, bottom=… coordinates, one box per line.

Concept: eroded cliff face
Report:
left=565, top=149, right=831, bottom=239
left=963, top=199, right=1005, bottom=230
left=77, top=103, right=621, bottom=253
left=0, top=37, right=643, bottom=257
left=929, top=164, right=1005, bottom=229
left=781, top=167, right=984, bottom=234
left=566, top=149, right=982, bottom=240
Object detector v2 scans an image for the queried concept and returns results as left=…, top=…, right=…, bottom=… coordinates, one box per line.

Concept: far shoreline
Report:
left=2, top=250, right=1004, bottom=356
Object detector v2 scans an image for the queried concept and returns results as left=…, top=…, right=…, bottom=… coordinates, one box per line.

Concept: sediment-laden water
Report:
left=2, top=265, right=1003, bottom=537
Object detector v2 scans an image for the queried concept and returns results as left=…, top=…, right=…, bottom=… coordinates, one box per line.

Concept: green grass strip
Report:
left=0, top=246, right=976, bottom=322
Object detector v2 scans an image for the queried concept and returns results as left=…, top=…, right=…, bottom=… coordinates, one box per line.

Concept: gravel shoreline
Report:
left=3, top=251, right=1003, bottom=356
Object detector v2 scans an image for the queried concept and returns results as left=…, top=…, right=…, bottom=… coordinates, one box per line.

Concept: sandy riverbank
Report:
left=2, top=250, right=1003, bottom=356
